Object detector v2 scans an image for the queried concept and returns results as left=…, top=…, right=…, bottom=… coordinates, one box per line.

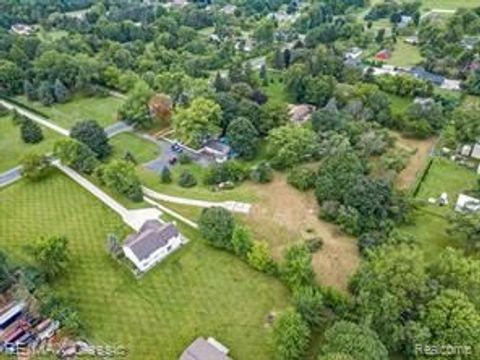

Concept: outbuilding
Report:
left=180, top=337, right=231, bottom=360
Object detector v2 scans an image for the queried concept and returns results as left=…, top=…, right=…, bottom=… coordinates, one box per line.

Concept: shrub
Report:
left=250, top=161, right=274, bottom=183
left=21, top=153, right=51, bottom=181
left=272, top=308, right=311, bottom=360
left=198, top=207, right=235, bottom=250
left=203, top=161, right=246, bottom=185
left=293, top=286, right=324, bottom=327
left=281, top=244, right=315, bottom=290
left=247, top=241, right=277, bottom=275
left=287, top=167, right=316, bottom=191
left=160, top=166, right=172, bottom=183
left=231, top=225, right=253, bottom=257
left=95, top=160, right=143, bottom=202
left=178, top=153, right=192, bottom=164
left=178, top=170, right=197, bottom=188
left=21, top=118, right=44, bottom=144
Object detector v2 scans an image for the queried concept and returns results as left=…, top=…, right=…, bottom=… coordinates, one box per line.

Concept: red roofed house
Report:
left=375, top=49, right=391, bottom=61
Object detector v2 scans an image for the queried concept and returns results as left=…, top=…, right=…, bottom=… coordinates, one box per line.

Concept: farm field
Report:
left=0, top=114, right=61, bottom=172
left=0, top=172, right=289, bottom=360
left=385, top=40, right=424, bottom=68
left=13, top=94, right=123, bottom=129
left=109, top=133, right=160, bottom=164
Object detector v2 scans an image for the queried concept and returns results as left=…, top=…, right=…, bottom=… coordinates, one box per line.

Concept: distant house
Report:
left=171, top=0, right=188, bottom=8
left=123, top=220, right=183, bottom=272
left=235, top=38, right=254, bottom=52
left=344, top=47, right=363, bottom=66
left=410, top=67, right=445, bottom=86
left=220, top=4, right=237, bottom=15
left=461, top=144, right=473, bottom=157
left=10, top=24, right=34, bottom=36
left=288, top=104, right=316, bottom=124
left=398, top=15, right=413, bottom=28
left=375, top=49, right=391, bottom=61
left=455, top=194, right=480, bottom=213
left=471, top=144, right=480, bottom=160
left=201, top=139, right=231, bottom=163
left=414, top=97, right=435, bottom=109
left=180, top=337, right=231, bottom=360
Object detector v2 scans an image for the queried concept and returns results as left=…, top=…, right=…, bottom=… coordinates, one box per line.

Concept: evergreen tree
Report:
left=38, top=81, right=55, bottom=106
left=21, top=118, right=44, bottom=144
left=23, top=80, right=37, bottom=101
left=54, top=79, right=69, bottom=104
left=259, top=64, right=268, bottom=86
left=274, top=48, right=285, bottom=70
left=160, top=166, right=172, bottom=183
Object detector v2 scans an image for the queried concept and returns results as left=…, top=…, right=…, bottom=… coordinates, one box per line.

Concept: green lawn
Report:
left=388, top=94, right=412, bottom=116
left=0, top=172, right=289, bottom=360
left=0, top=115, right=61, bottom=172
left=14, top=94, right=123, bottom=129
left=261, top=69, right=293, bottom=106
left=399, top=210, right=455, bottom=255
left=422, top=0, right=478, bottom=10
left=386, top=40, right=424, bottom=68
left=415, top=157, right=478, bottom=216
left=109, top=133, right=160, bottom=164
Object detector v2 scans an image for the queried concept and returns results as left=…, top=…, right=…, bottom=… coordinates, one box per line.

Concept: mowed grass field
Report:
left=0, top=173, right=289, bottom=360
left=14, top=94, right=123, bottom=129
left=0, top=114, right=61, bottom=172
left=109, top=133, right=160, bottom=164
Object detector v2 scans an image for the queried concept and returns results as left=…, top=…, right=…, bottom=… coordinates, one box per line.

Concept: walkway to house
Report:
left=53, top=160, right=161, bottom=231
left=0, top=166, right=22, bottom=188
left=142, top=187, right=252, bottom=214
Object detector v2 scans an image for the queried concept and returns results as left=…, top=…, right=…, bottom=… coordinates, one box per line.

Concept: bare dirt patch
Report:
left=393, top=132, right=436, bottom=190
left=243, top=175, right=360, bottom=292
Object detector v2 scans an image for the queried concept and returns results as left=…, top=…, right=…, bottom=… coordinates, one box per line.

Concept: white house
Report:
left=471, top=144, right=480, bottom=160
left=180, top=337, right=231, bottom=360
left=123, top=220, right=183, bottom=272
left=201, top=139, right=231, bottom=163
left=455, top=194, right=480, bottom=213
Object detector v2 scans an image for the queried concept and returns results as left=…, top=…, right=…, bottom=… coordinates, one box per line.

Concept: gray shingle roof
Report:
left=180, top=338, right=230, bottom=360
left=124, top=221, right=179, bottom=261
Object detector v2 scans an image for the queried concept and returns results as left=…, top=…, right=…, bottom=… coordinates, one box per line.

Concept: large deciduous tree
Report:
left=172, top=97, right=222, bottom=148
left=118, top=81, right=155, bottom=128
left=95, top=160, right=143, bottom=202
left=226, top=117, right=259, bottom=160
left=198, top=207, right=235, bottom=250
left=54, top=138, right=98, bottom=174
left=21, top=153, right=51, bottom=181
left=70, top=120, right=111, bottom=159
left=321, top=321, right=388, bottom=360
left=272, top=308, right=310, bottom=360
left=27, top=236, right=70, bottom=281
left=267, top=125, right=319, bottom=169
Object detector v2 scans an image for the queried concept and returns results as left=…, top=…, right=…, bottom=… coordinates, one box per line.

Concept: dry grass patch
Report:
left=393, top=132, right=436, bottom=190
left=243, top=175, right=360, bottom=292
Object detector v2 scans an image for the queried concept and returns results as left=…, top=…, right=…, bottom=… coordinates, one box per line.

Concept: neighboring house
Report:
left=398, top=15, right=413, bottom=28
left=123, top=220, right=183, bottom=272
left=375, top=49, right=391, bottom=61
left=410, top=67, right=445, bottom=86
left=461, top=144, right=473, bottom=157
left=235, top=38, right=254, bottom=52
left=10, top=24, right=34, bottom=36
left=471, top=143, right=480, bottom=160
left=288, top=104, right=316, bottom=124
left=201, top=139, right=231, bottom=163
left=441, top=79, right=461, bottom=91
left=180, top=337, right=231, bottom=360
left=344, top=47, right=363, bottom=66
left=220, top=4, right=237, bottom=15
left=171, top=0, right=188, bottom=8
left=455, top=194, right=480, bottom=213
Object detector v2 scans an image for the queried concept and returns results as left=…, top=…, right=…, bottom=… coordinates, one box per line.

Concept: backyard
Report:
left=422, top=0, right=478, bottom=10
left=13, top=94, right=123, bottom=129
left=0, top=114, right=61, bottom=172
left=0, top=172, right=289, bottom=360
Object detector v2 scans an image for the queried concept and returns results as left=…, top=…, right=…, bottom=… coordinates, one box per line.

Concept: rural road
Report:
left=0, top=166, right=22, bottom=188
